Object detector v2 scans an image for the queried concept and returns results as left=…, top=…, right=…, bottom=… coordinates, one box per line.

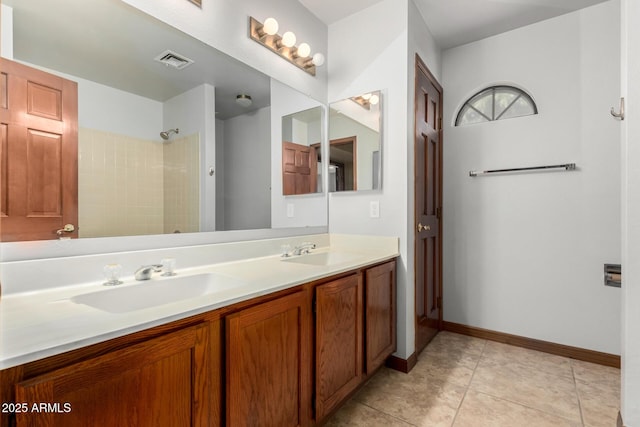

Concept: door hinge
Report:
left=437, top=296, right=443, bottom=309
left=438, top=117, right=443, bottom=131
left=436, top=207, right=442, bottom=220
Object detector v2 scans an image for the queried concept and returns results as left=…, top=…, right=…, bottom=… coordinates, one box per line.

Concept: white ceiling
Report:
left=299, top=0, right=611, bottom=49
left=4, top=0, right=271, bottom=120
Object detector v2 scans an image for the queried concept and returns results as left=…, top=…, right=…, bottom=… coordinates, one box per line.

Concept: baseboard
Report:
left=385, top=352, right=417, bottom=373
left=442, top=321, right=620, bottom=368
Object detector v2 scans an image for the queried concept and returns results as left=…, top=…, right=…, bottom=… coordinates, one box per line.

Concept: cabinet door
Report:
left=15, top=324, right=212, bottom=427
left=226, top=291, right=310, bottom=427
left=365, top=261, right=397, bottom=374
left=315, top=274, right=363, bottom=421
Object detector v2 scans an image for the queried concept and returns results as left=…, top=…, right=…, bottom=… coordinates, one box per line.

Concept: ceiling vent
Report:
left=154, top=50, right=194, bottom=70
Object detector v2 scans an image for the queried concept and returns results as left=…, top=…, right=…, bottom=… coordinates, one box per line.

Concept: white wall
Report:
left=271, top=79, right=327, bottom=228
left=328, top=0, right=441, bottom=359
left=621, top=0, right=640, bottom=423
left=215, top=119, right=226, bottom=230
left=222, top=107, right=271, bottom=230
left=122, top=0, right=327, bottom=103
left=1, top=4, right=13, bottom=59
left=163, top=84, right=216, bottom=231
left=442, top=1, right=621, bottom=354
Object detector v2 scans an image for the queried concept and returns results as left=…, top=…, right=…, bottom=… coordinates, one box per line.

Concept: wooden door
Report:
left=0, top=58, right=78, bottom=242
left=226, top=291, right=310, bottom=427
left=365, top=261, right=396, bottom=374
left=315, top=274, right=363, bottom=421
left=414, top=54, right=443, bottom=353
left=283, top=141, right=317, bottom=195
left=329, top=136, right=357, bottom=191
left=14, top=325, right=212, bottom=427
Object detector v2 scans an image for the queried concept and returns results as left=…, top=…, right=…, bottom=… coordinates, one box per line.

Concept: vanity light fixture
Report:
left=351, top=94, right=375, bottom=110
left=249, top=16, right=325, bottom=76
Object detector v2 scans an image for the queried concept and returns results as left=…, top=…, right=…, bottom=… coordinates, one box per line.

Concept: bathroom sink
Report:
left=72, top=273, right=244, bottom=313
left=282, top=252, right=363, bottom=267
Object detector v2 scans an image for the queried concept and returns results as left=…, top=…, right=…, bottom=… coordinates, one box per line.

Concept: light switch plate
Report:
left=287, top=203, right=295, bottom=218
left=370, top=201, right=380, bottom=218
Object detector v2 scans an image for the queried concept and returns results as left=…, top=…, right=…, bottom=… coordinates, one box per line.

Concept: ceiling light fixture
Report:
left=236, top=94, right=253, bottom=108
left=249, top=16, right=325, bottom=76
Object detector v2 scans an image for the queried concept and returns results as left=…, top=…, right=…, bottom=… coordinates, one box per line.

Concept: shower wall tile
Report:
left=78, top=128, right=164, bottom=238
left=163, top=133, right=200, bottom=234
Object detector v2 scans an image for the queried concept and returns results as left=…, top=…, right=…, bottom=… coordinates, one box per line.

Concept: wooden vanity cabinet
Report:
left=226, top=290, right=311, bottom=427
left=314, top=273, right=363, bottom=420
left=313, top=259, right=396, bottom=423
left=13, top=323, right=215, bottom=427
left=1, top=258, right=397, bottom=427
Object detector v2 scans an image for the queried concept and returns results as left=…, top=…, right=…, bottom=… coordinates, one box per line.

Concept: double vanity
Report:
left=0, top=234, right=398, bottom=426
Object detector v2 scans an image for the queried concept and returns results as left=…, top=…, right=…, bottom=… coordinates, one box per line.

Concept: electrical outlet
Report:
left=370, top=201, right=380, bottom=218
left=287, top=203, right=295, bottom=218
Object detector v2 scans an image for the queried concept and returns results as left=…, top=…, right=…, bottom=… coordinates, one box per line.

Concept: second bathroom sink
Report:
left=282, top=251, right=363, bottom=267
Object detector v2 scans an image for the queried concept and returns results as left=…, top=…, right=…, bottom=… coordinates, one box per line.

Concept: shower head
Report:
left=160, top=128, right=179, bottom=140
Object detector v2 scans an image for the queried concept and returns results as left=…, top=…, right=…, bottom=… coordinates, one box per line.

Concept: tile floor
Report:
left=325, top=331, right=620, bottom=427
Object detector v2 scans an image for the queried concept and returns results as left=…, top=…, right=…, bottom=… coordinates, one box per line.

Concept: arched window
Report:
left=455, top=85, right=537, bottom=126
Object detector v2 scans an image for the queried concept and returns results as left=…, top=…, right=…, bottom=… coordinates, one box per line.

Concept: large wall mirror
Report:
left=328, top=91, right=382, bottom=192
left=1, top=0, right=327, bottom=242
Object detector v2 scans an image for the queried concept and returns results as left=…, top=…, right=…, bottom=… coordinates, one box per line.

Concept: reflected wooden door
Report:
left=0, top=58, right=78, bottom=241
left=414, top=54, right=443, bottom=353
left=283, top=141, right=317, bottom=195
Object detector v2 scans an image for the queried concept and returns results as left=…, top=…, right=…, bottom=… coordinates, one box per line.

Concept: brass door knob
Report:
left=56, top=224, right=76, bottom=236
left=417, top=223, right=431, bottom=232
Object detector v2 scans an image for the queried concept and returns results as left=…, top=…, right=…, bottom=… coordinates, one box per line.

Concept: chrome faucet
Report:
left=292, top=242, right=316, bottom=256
left=134, top=264, right=163, bottom=281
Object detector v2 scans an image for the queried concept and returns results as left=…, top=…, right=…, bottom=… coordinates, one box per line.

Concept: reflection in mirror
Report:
left=1, top=0, right=325, bottom=241
left=281, top=107, right=323, bottom=196
left=328, top=91, right=382, bottom=192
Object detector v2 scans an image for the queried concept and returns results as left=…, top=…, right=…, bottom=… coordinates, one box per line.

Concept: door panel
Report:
left=226, top=291, right=309, bottom=427
left=282, top=141, right=317, bottom=195
left=365, top=261, right=396, bottom=374
left=315, top=274, right=363, bottom=420
left=415, top=55, right=443, bottom=353
left=0, top=58, right=78, bottom=241
left=15, top=325, right=210, bottom=427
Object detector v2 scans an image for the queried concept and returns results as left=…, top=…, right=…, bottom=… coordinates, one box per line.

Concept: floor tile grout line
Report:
left=462, top=337, right=584, bottom=425
left=449, top=337, right=488, bottom=426
left=355, top=400, right=419, bottom=427
left=470, top=390, right=585, bottom=425
left=570, top=359, right=587, bottom=426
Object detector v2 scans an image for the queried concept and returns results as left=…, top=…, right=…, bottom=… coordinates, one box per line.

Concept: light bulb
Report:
left=362, top=93, right=372, bottom=100
left=370, top=94, right=380, bottom=105
left=262, top=18, right=279, bottom=36
left=281, top=31, right=296, bottom=48
left=312, top=52, right=325, bottom=67
left=297, top=43, right=311, bottom=58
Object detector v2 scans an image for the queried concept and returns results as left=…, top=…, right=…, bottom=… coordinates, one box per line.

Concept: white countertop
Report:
left=0, top=236, right=398, bottom=370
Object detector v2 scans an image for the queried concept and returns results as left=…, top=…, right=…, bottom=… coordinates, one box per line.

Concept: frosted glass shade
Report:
left=282, top=31, right=297, bottom=48
left=263, top=18, right=279, bottom=36
left=297, top=43, right=311, bottom=58
left=312, top=53, right=325, bottom=67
